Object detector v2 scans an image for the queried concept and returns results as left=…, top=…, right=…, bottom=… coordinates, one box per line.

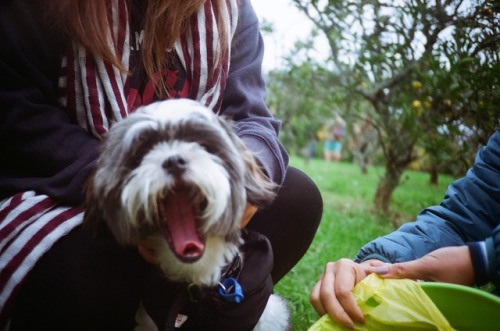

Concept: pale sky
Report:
left=250, top=0, right=329, bottom=71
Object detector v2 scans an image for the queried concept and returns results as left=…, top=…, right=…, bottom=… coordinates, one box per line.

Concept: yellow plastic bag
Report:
left=308, top=274, right=455, bottom=331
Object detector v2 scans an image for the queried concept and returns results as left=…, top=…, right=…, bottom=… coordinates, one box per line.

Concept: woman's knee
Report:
left=280, top=167, right=323, bottom=223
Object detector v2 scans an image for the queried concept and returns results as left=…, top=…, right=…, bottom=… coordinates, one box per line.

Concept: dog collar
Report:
left=186, top=253, right=244, bottom=304
left=217, top=253, right=244, bottom=302
left=218, top=277, right=244, bottom=303
left=221, top=253, right=242, bottom=280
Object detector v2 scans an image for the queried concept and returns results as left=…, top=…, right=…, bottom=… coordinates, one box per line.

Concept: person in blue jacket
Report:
left=310, top=129, right=500, bottom=329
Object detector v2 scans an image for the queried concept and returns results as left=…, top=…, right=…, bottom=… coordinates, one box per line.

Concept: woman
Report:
left=0, top=0, right=322, bottom=329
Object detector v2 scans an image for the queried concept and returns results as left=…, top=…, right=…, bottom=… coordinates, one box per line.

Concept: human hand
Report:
left=310, top=258, right=383, bottom=329
left=371, top=246, right=475, bottom=286
left=240, top=203, right=257, bottom=228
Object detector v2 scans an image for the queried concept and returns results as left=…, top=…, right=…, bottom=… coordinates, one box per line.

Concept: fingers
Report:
left=368, top=259, right=387, bottom=268
left=310, top=278, right=326, bottom=316
left=240, top=203, right=257, bottom=228
left=371, top=258, right=428, bottom=281
left=310, top=260, right=366, bottom=329
left=332, top=262, right=365, bottom=325
left=371, top=246, right=475, bottom=285
left=320, top=262, right=358, bottom=329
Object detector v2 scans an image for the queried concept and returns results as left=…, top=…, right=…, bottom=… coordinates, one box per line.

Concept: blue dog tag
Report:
left=218, top=277, right=244, bottom=303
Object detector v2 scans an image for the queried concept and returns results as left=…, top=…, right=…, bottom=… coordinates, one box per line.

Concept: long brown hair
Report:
left=46, top=0, right=230, bottom=94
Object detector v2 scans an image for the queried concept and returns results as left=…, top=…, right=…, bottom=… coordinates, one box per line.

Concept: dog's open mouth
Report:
left=158, top=188, right=206, bottom=263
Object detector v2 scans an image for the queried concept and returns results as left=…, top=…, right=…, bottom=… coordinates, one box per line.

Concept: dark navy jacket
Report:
left=356, top=129, right=500, bottom=291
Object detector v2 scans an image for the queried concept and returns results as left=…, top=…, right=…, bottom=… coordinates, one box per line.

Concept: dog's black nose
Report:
left=162, top=155, right=187, bottom=174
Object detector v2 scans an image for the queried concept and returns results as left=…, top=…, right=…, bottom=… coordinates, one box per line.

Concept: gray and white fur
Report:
left=84, top=99, right=290, bottom=331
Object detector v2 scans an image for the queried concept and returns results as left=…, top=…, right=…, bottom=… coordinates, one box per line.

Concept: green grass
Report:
left=274, top=156, right=456, bottom=330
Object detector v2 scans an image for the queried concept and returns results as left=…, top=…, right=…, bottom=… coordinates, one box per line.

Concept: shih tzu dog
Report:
left=84, top=99, right=290, bottom=331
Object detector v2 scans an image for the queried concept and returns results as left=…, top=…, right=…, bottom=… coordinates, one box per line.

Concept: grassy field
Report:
left=274, top=156, right=456, bottom=330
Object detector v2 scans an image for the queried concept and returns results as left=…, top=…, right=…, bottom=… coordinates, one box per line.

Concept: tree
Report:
left=265, top=38, right=343, bottom=153
left=292, top=0, right=500, bottom=214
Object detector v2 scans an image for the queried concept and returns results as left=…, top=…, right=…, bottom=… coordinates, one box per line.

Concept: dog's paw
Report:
left=252, top=294, right=290, bottom=331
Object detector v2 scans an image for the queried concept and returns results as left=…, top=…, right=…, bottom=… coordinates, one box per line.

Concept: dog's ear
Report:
left=83, top=172, right=137, bottom=244
left=82, top=172, right=109, bottom=236
left=241, top=147, right=277, bottom=208
left=216, top=115, right=278, bottom=208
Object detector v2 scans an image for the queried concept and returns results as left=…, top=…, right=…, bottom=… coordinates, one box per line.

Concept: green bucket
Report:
left=420, top=282, right=500, bottom=330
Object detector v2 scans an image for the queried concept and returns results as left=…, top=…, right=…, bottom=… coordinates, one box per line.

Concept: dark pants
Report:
left=9, top=167, right=322, bottom=330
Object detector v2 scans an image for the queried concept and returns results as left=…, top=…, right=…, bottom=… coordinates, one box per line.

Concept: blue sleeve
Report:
left=355, top=130, right=500, bottom=287
left=219, top=0, right=289, bottom=185
left=490, top=226, right=500, bottom=288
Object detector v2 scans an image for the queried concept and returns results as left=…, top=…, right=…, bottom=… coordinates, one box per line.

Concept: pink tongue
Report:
left=164, top=192, right=205, bottom=259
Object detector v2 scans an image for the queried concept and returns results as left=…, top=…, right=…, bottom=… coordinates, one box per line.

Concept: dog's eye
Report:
left=197, top=139, right=215, bottom=153
left=127, top=130, right=161, bottom=167
left=130, top=153, right=143, bottom=167
left=197, top=199, right=208, bottom=215
left=200, top=143, right=211, bottom=151
left=128, top=145, right=149, bottom=167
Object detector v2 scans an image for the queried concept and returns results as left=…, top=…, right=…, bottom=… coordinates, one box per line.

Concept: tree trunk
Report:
left=373, top=164, right=402, bottom=214
left=429, top=164, right=439, bottom=186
